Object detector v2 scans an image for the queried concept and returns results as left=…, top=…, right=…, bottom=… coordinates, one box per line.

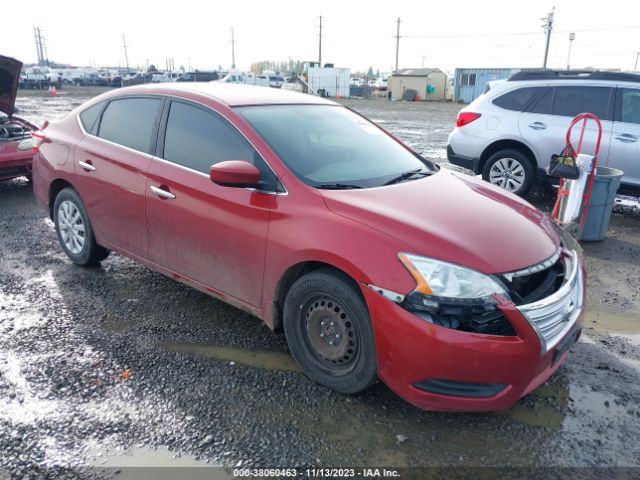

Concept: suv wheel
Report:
left=283, top=269, right=377, bottom=394
left=53, top=188, right=110, bottom=266
left=482, top=149, right=534, bottom=196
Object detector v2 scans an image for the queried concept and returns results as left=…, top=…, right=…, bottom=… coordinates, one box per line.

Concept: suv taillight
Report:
left=456, top=112, right=481, bottom=127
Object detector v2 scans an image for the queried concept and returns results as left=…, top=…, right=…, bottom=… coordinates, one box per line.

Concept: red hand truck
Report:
left=551, top=112, right=603, bottom=238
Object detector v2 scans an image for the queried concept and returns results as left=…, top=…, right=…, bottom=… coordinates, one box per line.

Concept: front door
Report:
left=609, top=87, right=640, bottom=186
left=146, top=99, right=279, bottom=307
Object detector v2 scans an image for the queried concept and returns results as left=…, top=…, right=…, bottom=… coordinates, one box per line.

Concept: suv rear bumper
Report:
left=447, top=145, right=479, bottom=173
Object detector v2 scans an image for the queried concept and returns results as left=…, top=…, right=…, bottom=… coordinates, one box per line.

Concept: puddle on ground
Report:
left=585, top=311, right=640, bottom=336
left=163, top=343, right=302, bottom=372
left=500, top=381, right=570, bottom=428
left=91, top=446, right=231, bottom=480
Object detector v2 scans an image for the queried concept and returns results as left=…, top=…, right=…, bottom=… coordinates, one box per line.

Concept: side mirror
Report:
left=210, top=160, right=260, bottom=188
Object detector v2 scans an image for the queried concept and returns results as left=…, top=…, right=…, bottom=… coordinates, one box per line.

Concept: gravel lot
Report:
left=1, top=87, right=639, bottom=478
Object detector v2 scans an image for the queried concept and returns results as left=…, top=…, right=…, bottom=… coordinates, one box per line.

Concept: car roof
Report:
left=108, top=82, right=337, bottom=107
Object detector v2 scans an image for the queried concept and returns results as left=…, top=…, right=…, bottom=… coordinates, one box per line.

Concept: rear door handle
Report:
left=614, top=133, right=638, bottom=143
left=78, top=160, right=96, bottom=171
left=150, top=185, right=176, bottom=200
left=528, top=122, right=547, bottom=130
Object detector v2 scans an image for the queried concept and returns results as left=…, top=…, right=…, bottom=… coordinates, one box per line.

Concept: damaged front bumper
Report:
left=362, top=249, right=585, bottom=412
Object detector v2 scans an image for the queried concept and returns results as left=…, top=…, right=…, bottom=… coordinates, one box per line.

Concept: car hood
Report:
left=0, top=55, right=21, bottom=115
left=320, top=169, right=560, bottom=274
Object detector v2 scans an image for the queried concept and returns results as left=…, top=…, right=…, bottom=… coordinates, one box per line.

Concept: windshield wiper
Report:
left=383, top=168, right=431, bottom=186
left=314, top=183, right=363, bottom=190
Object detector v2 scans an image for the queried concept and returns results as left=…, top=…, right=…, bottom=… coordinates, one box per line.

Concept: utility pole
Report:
left=33, top=27, right=48, bottom=67
left=421, top=55, right=425, bottom=69
left=230, top=27, right=236, bottom=69
left=567, top=32, right=575, bottom=70
left=394, top=18, right=401, bottom=74
left=635, top=52, right=639, bottom=71
left=541, top=7, right=555, bottom=69
left=318, top=16, right=323, bottom=67
left=122, top=34, right=130, bottom=71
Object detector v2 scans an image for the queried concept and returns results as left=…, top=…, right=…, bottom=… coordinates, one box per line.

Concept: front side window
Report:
left=162, top=101, right=278, bottom=191
left=552, top=86, right=612, bottom=120
left=618, top=88, right=640, bottom=125
left=97, top=97, right=161, bottom=153
left=237, top=105, right=436, bottom=189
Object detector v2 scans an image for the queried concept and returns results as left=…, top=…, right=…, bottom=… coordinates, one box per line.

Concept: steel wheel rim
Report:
left=57, top=200, right=86, bottom=255
left=303, top=294, right=360, bottom=375
left=489, top=158, right=525, bottom=192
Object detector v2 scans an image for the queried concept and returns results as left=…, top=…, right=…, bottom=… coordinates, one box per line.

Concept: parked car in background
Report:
left=217, top=72, right=244, bottom=84
left=374, top=77, right=388, bottom=91
left=244, top=74, right=270, bottom=88
left=177, top=71, right=219, bottom=82
left=19, top=66, right=59, bottom=89
left=268, top=76, right=284, bottom=88
left=0, top=56, right=38, bottom=181
left=447, top=70, right=640, bottom=196
left=32, top=83, right=584, bottom=412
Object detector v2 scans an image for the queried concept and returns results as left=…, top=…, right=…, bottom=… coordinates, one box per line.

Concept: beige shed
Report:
left=388, top=68, right=447, bottom=101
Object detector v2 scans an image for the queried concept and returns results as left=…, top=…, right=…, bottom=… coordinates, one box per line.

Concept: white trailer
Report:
left=307, top=67, right=350, bottom=98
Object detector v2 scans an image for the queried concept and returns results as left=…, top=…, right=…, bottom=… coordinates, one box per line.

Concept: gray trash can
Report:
left=580, top=166, right=624, bottom=241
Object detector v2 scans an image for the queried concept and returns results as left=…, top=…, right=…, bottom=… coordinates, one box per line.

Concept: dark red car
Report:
left=0, top=56, right=37, bottom=181
left=32, top=83, right=585, bottom=412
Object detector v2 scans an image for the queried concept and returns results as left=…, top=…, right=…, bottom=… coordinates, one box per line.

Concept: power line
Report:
left=402, top=24, right=640, bottom=39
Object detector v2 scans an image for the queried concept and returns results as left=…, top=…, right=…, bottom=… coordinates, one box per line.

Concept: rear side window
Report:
left=98, top=98, right=161, bottom=153
left=618, top=88, right=640, bottom=125
left=162, top=101, right=278, bottom=191
left=493, top=87, right=541, bottom=111
left=552, top=86, right=612, bottom=120
left=527, top=87, right=554, bottom=114
left=79, top=101, right=105, bottom=134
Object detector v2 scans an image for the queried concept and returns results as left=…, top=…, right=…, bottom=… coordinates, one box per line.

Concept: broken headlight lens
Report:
left=398, top=253, right=508, bottom=305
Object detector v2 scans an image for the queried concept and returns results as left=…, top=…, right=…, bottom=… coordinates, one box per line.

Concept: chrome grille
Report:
left=516, top=250, right=583, bottom=353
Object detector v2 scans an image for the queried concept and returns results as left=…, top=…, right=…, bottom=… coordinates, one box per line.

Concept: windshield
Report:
left=237, top=105, right=436, bottom=188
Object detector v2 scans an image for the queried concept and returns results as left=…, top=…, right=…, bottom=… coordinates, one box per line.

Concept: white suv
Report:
left=447, top=70, right=640, bottom=196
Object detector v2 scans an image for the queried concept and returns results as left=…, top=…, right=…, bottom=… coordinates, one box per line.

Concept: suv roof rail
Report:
left=508, top=70, right=640, bottom=83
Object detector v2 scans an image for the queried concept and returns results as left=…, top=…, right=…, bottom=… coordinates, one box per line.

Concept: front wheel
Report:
left=283, top=269, right=377, bottom=394
left=482, top=149, right=534, bottom=197
left=53, top=188, right=110, bottom=266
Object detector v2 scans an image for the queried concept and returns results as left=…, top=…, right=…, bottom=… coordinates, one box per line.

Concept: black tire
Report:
left=53, top=188, right=109, bottom=266
left=482, top=149, right=535, bottom=197
left=283, top=269, right=377, bottom=394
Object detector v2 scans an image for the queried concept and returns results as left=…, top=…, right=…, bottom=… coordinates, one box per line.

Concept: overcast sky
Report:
left=3, top=0, right=640, bottom=74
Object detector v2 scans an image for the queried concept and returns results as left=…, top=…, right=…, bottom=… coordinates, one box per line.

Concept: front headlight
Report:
left=398, top=253, right=508, bottom=304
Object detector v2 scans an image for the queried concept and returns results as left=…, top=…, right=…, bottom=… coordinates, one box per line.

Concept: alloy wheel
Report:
left=489, top=157, right=526, bottom=193
left=57, top=200, right=86, bottom=255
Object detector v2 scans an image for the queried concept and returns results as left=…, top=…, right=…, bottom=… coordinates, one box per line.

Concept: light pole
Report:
left=567, top=32, right=575, bottom=70
left=542, top=7, right=555, bottom=69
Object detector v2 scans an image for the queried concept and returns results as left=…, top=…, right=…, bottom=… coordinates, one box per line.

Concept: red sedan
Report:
left=32, top=83, right=585, bottom=411
left=1, top=55, right=37, bottom=181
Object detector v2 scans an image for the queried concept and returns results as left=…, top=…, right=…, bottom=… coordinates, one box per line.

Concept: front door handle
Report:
left=614, top=133, right=638, bottom=143
left=150, top=185, right=176, bottom=200
left=78, top=160, right=96, bottom=171
left=528, top=122, right=547, bottom=130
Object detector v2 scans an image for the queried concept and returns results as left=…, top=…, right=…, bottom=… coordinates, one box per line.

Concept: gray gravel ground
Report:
left=1, top=88, right=639, bottom=478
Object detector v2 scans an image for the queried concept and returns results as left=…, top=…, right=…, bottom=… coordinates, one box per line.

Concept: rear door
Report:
left=610, top=87, right=640, bottom=186
left=146, top=99, right=279, bottom=307
left=74, top=96, right=163, bottom=258
left=519, top=85, right=614, bottom=169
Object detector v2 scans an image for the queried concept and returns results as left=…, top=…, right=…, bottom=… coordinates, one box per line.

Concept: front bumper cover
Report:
left=362, top=253, right=585, bottom=412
